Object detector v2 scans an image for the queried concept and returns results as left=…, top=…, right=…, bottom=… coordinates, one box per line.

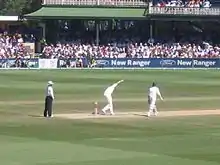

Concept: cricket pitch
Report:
left=55, top=110, right=220, bottom=120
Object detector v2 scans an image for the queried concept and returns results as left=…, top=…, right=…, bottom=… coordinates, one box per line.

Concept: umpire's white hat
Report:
left=47, top=81, right=54, bottom=85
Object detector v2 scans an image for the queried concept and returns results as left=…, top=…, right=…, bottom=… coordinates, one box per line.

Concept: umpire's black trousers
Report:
left=44, top=96, right=53, bottom=117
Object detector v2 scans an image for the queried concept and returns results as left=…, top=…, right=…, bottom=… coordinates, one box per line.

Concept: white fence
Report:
left=43, top=0, right=147, bottom=7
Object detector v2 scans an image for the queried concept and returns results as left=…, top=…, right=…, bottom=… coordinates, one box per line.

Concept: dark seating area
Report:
left=210, top=0, right=220, bottom=6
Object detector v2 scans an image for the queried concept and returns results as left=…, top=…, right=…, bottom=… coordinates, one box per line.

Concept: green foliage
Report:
left=0, top=0, right=41, bottom=15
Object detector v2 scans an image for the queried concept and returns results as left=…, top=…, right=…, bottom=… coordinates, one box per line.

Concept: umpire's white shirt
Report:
left=148, top=86, right=161, bottom=100
left=46, top=86, right=54, bottom=99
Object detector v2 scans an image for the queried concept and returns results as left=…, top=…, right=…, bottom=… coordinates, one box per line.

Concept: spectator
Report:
left=202, top=0, right=211, bottom=7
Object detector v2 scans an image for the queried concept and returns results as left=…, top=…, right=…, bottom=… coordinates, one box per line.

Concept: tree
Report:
left=23, top=0, right=42, bottom=14
left=0, top=0, right=41, bottom=16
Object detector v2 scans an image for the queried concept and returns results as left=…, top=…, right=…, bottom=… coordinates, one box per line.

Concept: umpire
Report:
left=44, top=81, right=55, bottom=118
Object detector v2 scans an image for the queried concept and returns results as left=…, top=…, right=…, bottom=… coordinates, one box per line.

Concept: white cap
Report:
left=47, top=81, right=54, bottom=85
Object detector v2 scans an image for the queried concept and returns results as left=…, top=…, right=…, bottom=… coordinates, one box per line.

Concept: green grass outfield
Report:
left=0, top=69, right=220, bottom=165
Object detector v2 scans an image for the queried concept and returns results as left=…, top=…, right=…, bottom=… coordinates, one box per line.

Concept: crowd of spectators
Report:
left=0, top=30, right=35, bottom=59
left=41, top=39, right=220, bottom=59
left=1, top=30, right=219, bottom=60
left=153, top=0, right=211, bottom=7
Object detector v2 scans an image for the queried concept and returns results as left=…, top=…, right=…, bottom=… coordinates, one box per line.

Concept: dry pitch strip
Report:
left=55, top=110, right=220, bottom=120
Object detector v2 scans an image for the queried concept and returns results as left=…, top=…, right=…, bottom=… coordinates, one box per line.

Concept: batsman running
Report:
left=147, top=82, right=164, bottom=117
left=101, top=80, right=124, bottom=115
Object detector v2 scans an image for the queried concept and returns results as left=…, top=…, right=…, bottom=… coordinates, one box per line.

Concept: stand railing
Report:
left=43, top=0, right=148, bottom=7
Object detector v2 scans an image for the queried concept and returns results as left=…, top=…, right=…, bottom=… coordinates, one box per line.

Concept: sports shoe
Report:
left=154, top=112, right=158, bottom=116
left=101, top=110, right=106, bottom=115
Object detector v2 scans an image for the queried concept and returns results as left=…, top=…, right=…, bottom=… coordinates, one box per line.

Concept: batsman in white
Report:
left=101, top=80, right=124, bottom=115
left=147, top=82, right=164, bottom=117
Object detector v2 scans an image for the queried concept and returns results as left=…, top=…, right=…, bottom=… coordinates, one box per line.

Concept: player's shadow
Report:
left=133, top=114, right=148, bottom=117
left=28, top=114, right=44, bottom=118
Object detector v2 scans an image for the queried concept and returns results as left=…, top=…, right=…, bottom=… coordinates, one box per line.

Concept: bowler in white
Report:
left=101, top=80, right=124, bottom=115
left=147, top=82, right=164, bottom=117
